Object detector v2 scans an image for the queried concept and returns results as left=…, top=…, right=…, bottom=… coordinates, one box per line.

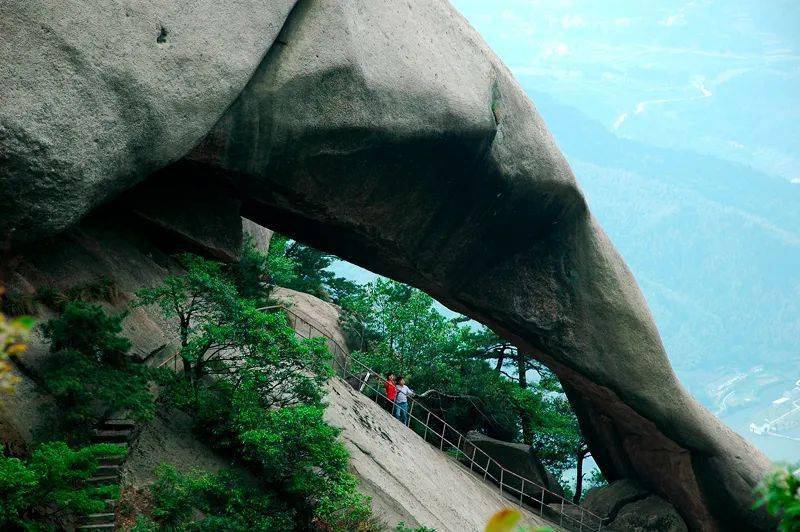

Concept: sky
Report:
left=450, top=0, right=800, bottom=182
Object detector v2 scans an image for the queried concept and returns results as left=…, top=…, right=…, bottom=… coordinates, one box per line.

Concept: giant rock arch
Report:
left=0, top=1, right=774, bottom=529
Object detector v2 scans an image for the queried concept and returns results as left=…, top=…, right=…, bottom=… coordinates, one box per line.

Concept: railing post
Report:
left=519, top=479, right=525, bottom=505
left=560, top=499, right=564, bottom=527
left=579, top=508, right=584, bottom=531
left=439, top=422, right=446, bottom=450
left=484, top=455, right=490, bottom=480
left=499, top=469, right=504, bottom=494
left=469, top=444, right=476, bottom=471
left=423, top=412, right=430, bottom=441
left=539, top=488, right=545, bottom=516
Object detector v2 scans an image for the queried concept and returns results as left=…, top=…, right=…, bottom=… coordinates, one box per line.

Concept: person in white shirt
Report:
left=393, top=376, right=414, bottom=426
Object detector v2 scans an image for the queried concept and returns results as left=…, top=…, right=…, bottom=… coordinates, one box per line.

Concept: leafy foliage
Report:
left=266, top=234, right=359, bottom=302
left=138, top=253, right=330, bottom=407
left=39, top=301, right=154, bottom=443
left=0, top=288, right=33, bottom=395
left=582, top=469, right=608, bottom=496
left=0, top=441, right=125, bottom=529
left=230, top=235, right=273, bottom=305
left=130, top=465, right=292, bottom=532
left=755, top=464, right=800, bottom=531
left=265, top=234, right=301, bottom=290
left=140, top=251, right=374, bottom=530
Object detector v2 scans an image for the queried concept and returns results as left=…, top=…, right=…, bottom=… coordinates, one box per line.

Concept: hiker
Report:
left=394, top=376, right=414, bottom=426
left=383, top=372, right=397, bottom=413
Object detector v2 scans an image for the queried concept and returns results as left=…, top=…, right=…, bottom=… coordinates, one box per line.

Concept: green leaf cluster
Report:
left=755, top=464, right=800, bottom=531
left=0, top=441, right=125, bottom=530
left=130, top=465, right=292, bottom=532
left=266, top=234, right=359, bottom=302
left=138, top=253, right=331, bottom=407
left=39, top=301, right=154, bottom=443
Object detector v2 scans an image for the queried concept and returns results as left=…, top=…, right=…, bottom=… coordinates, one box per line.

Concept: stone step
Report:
left=95, top=464, right=120, bottom=477
left=91, top=429, right=132, bottom=443
left=79, top=512, right=116, bottom=526
left=100, top=419, right=136, bottom=431
left=87, top=475, right=118, bottom=486
left=98, top=446, right=129, bottom=464
left=77, top=525, right=115, bottom=532
left=99, top=455, right=126, bottom=467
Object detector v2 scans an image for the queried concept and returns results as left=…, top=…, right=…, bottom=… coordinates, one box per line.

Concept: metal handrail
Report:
left=153, top=303, right=605, bottom=529
left=281, top=305, right=605, bottom=531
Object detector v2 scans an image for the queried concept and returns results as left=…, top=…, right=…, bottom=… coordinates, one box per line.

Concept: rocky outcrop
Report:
left=123, top=170, right=244, bottom=262
left=0, top=1, right=774, bottom=529
left=242, top=218, right=273, bottom=253
left=188, top=2, right=773, bottom=529
left=581, top=480, right=687, bottom=531
left=608, top=496, right=688, bottom=532
left=462, top=431, right=564, bottom=504
left=271, top=286, right=350, bottom=371
left=583, top=479, right=649, bottom=523
left=0, top=0, right=297, bottom=242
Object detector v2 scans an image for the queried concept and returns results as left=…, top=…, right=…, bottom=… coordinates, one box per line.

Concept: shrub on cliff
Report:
left=39, top=301, right=154, bottom=443
left=756, top=464, right=800, bottom=531
left=0, top=441, right=125, bottom=529
left=130, top=465, right=293, bottom=532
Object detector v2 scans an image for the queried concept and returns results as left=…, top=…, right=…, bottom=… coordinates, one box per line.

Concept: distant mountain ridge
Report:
left=529, top=90, right=800, bottom=400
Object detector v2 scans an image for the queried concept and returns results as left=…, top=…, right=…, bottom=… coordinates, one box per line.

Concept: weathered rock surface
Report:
left=271, top=286, right=350, bottom=369
left=583, top=479, right=650, bottom=523
left=0, top=1, right=774, bottom=529
left=122, top=169, right=244, bottom=262
left=608, top=495, right=688, bottom=532
left=462, top=431, right=564, bottom=504
left=0, top=0, right=296, bottom=242
left=242, top=218, right=273, bottom=253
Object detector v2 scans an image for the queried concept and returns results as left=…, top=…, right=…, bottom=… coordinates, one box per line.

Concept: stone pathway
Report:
left=77, top=419, right=135, bottom=532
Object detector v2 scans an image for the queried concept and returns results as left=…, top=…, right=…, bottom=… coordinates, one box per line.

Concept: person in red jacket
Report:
left=383, top=373, right=397, bottom=413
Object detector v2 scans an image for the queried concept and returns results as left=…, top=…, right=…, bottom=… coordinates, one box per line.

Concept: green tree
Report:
left=39, top=301, right=154, bottom=443
left=139, top=252, right=374, bottom=530
left=266, top=234, right=360, bottom=303
left=265, top=234, right=299, bottom=289
left=137, top=254, right=330, bottom=408
left=0, top=441, right=125, bottom=529
left=230, top=235, right=272, bottom=305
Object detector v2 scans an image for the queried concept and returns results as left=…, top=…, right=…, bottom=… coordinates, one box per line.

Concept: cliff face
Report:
left=0, top=0, right=775, bottom=529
